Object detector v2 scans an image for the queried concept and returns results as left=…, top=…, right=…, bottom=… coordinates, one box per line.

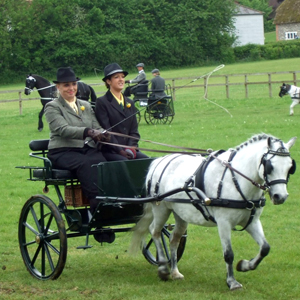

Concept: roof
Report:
left=274, top=0, right=300, bottom=24
left=269, top=0, right=284, bottom=9
left=234, top=2, right=264, bottom=15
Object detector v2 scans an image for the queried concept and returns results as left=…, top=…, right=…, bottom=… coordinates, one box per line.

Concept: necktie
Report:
left=71, top=102, right=78, bottom=114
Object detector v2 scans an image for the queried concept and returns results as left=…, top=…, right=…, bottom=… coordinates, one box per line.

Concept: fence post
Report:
left=245, top=75, right=248, bottom=98
left=225, top=75, right=229, bottom=99
left=172, top=79, right=176, bottom=101
left=18, top=91, right=23, bottom=115
left=268, top=73, right=272, bottom=98
left=204, top=77, right=207, bottom=98
left=293, top=72, right=297, bottom=86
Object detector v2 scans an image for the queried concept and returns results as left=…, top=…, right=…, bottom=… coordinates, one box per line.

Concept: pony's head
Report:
left=279, top=83, right=291, bottom=98
left=24, top=74, right=36, bottom=95
left=258, top=136, right=296, bottom=205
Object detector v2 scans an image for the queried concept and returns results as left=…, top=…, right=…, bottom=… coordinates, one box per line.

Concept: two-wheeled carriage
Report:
left=128, top=82, right=175, bottom=125
left=17, top=140, right=188, bottom=280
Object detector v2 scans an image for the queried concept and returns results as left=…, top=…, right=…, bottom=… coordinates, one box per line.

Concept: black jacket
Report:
left=95, top=90, right=140, bottom=153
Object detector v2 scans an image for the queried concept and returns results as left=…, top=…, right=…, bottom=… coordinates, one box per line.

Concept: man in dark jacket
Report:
left=124, top=63, right=147, bottom=97
left=150, top=68, right=167, bottom=100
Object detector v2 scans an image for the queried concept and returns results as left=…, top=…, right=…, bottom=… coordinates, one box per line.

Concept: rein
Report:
left=210, top=152, right=269, bottom=191
left=25, top=81, right=56, bottom=101
left=100, top=131, right=212, bottom=154
left=25, top=84, right=55, bottom=92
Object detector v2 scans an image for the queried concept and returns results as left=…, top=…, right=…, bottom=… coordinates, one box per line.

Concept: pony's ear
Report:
left=283, top=83, right=286, bottom=86
left=285, top=137, right=297, bottom=150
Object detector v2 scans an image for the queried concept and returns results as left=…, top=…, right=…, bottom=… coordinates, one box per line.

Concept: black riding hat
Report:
left=53, top=67, right=80, bottom=83
left=102, top=63, right=128, bottom=82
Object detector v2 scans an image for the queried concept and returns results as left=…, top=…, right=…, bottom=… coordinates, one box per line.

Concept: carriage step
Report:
left=76, top=233, right=93, bottom=250
left=77, top=245, right=93, bottom=250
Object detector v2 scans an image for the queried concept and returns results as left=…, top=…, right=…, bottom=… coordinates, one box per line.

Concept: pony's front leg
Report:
left=149, top=207, right=172, bottom=281
left=38, top=106, right=45, bottom=131
left=290, top=99, right=299, bottom=116
left=236, top=219, right=270, bottom=272
left=218, top=224, right=243, bottom=290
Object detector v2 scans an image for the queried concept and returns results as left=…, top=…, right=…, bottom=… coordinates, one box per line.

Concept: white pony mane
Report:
left=231, top=133, right=279, bottom=152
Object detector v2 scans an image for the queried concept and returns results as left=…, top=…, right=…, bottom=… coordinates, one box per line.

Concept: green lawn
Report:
left=265, top=31, right=276, bottom=44
left=1, top=58, right=300, bottom=299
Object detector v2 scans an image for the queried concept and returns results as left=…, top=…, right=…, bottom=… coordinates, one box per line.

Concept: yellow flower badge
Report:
left=126, top=103, right=131, bottom=108
left=80, top=106, right=85, bottom=111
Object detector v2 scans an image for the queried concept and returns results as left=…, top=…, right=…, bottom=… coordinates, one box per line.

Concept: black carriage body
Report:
left=132, top=83, right=175, bottom=125
left=17, top=140, right=186, bottom=280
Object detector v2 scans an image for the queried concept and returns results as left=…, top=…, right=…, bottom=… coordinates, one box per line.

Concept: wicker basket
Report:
left=65, top=185, right=89, bottom=207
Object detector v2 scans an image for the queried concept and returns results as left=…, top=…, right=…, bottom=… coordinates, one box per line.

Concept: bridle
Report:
left=211, top=144, right=295, bottom=193
left=259, top=148, right=296, bottom=188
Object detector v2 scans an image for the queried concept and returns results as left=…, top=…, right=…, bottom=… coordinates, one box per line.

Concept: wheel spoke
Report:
left=30, top=205, right=42, bottom=233
left=44, top=243, right=55, bottom=272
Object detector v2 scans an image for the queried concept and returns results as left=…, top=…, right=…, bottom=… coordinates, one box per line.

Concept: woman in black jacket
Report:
left=95, top=63, right=148, bottom=161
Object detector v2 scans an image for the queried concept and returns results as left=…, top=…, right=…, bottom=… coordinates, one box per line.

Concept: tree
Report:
left=0, top=0, right=237, bottom=83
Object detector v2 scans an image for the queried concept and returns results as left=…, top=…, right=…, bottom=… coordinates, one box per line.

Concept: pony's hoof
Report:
left=171, top=271, right=184, bottom=280
left=290, top=112, right=294, bottom=116
left=38, top=128, right=43, bottom=132
left=230, top=282, right=243, bottom=291
left=158, top=265, right=170, bottom=281
left=227, top=279, right=243, bottom=290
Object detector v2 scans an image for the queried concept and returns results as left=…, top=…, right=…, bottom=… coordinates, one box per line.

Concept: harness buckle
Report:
left=221, top=160, right=229, bottom=167
left=246, top=201, right=255, bottom=210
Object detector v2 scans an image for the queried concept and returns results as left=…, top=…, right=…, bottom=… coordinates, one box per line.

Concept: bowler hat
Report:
left=102, top=63, right=128, bottom=82
left=53, top=67, right=80, bottom=83
left=136, top=63, right=144, bottom=68
left=151, top=68, right=160, bottom=73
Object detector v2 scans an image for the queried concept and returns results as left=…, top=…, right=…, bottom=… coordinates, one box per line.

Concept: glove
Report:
left=119, top=149, right=133, bottom=159
left=125, top=80, right=130, bottom=84
left=87, top=129, right=110, bottom=142
left=125, top=148, right=136, bottom=159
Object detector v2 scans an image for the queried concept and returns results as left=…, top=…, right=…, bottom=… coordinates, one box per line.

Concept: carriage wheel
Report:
left=18, top=195, right=67, bottom=280
left=142, top=225, right=187, bottom=266
left=144, top=103, right=174, bottom=125
left=134, top=101, right=141, bottom=124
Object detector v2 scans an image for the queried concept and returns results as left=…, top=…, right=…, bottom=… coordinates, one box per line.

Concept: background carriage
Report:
left=128, top=81, right=175, bottom=125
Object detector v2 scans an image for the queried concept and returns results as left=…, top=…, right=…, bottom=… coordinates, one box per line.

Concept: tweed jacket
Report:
left=45, top=95, right=102, bottom=150
left=95, top=90, right=140, bottom=153
left=130, top=70, right=146, bottom=84
left=150, top=75, right=167, bottom=98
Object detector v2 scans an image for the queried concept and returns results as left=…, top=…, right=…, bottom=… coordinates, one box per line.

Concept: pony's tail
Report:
left=89, top=85, right=97, bottom=107
left=128, top=203, right=154, bottom=255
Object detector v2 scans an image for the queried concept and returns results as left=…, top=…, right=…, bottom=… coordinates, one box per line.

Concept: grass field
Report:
left=265, top=31, right=276, bottom=44
left=1, top=58, right=300, bottom=299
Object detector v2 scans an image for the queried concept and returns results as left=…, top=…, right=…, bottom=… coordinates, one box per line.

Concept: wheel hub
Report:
left=35, top=234, right=43, bottom=244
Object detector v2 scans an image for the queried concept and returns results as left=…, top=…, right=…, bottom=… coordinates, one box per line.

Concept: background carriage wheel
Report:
left=18, top=194, right=67, bottom=280
left=144, top=103, right=173, bottom=125
left=134, top=101, right=141, bottom=123
left=142, top=225, right=187, bottom=265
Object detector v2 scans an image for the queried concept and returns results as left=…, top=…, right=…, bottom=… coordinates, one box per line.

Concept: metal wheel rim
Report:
left=18, top=195, right=67, bottom=280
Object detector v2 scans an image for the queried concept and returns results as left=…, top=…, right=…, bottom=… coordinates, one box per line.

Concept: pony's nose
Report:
left=272, top=193, right=288, bottom=205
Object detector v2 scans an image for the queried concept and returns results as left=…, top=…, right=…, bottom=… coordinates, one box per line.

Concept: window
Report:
left=285, top=32, right=298, bottom=40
